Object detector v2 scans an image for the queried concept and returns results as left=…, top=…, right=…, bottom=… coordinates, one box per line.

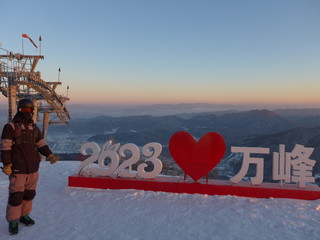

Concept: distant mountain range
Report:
left=51, top=102, right=320, bottom=118
left=65, top=103, right=245, bottom=118
left=44, top=107, right=320, bottom=184
left=50, top=108, right=320, bottom=147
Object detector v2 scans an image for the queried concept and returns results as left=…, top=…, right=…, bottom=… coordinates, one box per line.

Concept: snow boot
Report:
left=19, top=214, right=35, bottom=226
left=9, top=221, right=19, bottom=235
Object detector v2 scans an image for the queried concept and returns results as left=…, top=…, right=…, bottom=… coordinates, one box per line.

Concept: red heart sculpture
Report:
left=169, top=131, right=226, bottom=181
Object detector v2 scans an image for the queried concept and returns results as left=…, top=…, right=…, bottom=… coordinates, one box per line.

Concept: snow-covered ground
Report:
left=0, top=161, right=319, bottom=240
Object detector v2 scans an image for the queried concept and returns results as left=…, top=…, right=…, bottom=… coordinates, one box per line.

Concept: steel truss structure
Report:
left=0, top=48, right=71, bottom=142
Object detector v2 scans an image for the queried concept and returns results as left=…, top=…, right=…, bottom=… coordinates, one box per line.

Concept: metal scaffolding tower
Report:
left=0, top=48, right=71, bottom=142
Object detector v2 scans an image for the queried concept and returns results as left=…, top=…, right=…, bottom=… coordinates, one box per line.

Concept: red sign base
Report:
left=68, top=174, right=320, bottom=200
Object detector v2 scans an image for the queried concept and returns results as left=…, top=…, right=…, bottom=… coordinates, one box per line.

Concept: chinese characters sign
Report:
left=231, top=144, right=316, bottom=188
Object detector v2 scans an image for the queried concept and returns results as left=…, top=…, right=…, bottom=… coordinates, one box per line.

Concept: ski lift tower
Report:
left=0, top=46, right=71, bottom=143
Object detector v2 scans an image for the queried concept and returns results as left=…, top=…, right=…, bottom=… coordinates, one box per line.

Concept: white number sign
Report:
left=78, top=140, right=163, bottom=179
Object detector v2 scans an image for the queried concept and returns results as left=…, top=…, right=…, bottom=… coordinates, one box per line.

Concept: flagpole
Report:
left=58, top=68, right=61, bottom=82
left=22, top=37, right=24, bottom=54
left=39, top=35, right=42, bottom=56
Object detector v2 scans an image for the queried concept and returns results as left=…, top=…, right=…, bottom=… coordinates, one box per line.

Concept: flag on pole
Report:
left=22, top=34, right=38, bottom=48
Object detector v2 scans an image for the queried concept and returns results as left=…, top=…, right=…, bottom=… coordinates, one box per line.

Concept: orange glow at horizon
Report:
left=68, top=81, right=320, bottom=106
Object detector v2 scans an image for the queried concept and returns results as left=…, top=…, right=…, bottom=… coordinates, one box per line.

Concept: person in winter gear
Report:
left=1, top=98, right=60, bottom=235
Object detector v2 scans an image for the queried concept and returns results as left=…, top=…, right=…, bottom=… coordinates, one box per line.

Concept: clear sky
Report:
left=1, top=0, right=320, bottom=106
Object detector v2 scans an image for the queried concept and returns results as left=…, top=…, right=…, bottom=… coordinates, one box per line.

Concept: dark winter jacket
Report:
left=1, top=111, right=52, bottom=174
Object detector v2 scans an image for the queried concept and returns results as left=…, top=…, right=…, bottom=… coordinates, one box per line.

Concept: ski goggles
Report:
left=20, top=107, right=34, bottom=113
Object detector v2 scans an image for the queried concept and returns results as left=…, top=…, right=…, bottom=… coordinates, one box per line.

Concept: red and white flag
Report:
left=22, top=34, right=38, bottom=48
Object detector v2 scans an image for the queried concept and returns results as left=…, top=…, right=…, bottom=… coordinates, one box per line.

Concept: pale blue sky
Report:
left=1, top=0, right=320, bottom=105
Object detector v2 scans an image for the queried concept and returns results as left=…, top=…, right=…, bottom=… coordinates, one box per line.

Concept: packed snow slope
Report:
left=0, top=162, right=319, bottom=240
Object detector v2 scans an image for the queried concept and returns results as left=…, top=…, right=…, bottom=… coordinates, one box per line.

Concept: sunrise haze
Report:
left=1, top=0, right=319, bottom=107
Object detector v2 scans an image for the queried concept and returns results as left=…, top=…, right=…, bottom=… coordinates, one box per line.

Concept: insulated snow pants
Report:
left=6, top=172, right=39, bottom=222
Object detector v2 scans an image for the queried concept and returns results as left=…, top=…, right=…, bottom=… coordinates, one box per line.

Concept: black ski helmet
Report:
left=17, top=99, right=34, bottom=110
